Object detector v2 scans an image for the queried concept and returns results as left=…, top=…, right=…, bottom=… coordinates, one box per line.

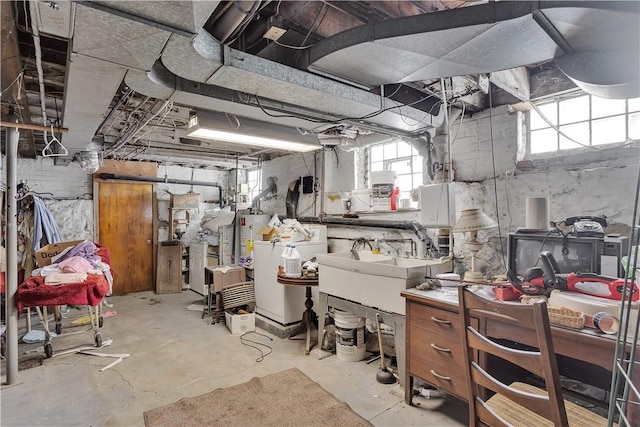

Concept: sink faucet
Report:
left=351, top=248, right=360, bottom=260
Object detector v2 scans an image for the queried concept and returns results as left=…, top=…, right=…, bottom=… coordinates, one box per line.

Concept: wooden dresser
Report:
left=403, top=288, right=472, bottom=403
left=401, top=287, right=639, bottom=425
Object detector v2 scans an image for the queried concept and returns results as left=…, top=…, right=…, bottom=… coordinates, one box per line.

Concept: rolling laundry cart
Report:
left=15, top=245, right=112, bottom=357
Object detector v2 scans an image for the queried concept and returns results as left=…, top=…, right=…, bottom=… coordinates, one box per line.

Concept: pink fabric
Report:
left=58, top=256, right=99, bottom=274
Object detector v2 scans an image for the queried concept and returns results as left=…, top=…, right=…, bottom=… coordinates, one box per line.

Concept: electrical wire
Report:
left=272, top=39, right=314, bottom=50
left=301, top=152, right=312, bottom=175
left=503, top=172, right=513, bottom=233
left=240, top=331, right=273, bottom=362
left=488, top=89, right=507, bottom=272
left=253, top=92, right=440, bottom=125
left=449, top=102, right=466, bottom=145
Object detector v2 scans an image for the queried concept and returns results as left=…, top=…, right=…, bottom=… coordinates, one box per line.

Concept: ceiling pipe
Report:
left=99, top=173, right=222, bottom=189
left=251, top=176, right=277, bottom=209
left=28, top=1, right=49, bottom=128
left=210, top=1, right=260, bottom=44
left=99, top=172, right=224, bottom=207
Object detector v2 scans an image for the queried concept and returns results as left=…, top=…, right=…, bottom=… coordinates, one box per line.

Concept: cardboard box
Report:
left=225, top=310, right=256, bottom=335
left=257, top=227, right=278, bottom=241
left=207, top=265, right=246, bottom=292
left=34, top=240, right=84, bottom=267
left=167, top=191, right=200, bottom=208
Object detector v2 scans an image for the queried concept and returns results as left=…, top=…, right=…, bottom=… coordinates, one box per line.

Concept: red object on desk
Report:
left=493, top=284, right=522, bottom=301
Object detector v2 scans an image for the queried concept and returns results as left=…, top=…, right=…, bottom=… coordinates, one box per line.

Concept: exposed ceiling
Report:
left=1, top=1, right=638, bottom=170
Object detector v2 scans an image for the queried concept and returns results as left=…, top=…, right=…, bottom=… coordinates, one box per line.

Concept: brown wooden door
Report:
left=98, top=181, right=154, bottom=295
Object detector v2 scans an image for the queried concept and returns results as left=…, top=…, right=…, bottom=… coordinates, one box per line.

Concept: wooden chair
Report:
left=458, top=285, right=609, bottom=427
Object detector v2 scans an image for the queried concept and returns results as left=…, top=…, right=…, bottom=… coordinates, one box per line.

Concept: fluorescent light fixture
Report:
left=187, top=114, right=321, bottom=153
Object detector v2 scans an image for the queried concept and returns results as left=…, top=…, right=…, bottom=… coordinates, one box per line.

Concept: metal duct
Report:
left=61, top=1, right=443, bottom=164
left=297, top=215, right=433, bottom=245
left=286, top=178, right=301, bottom=219
left=554, top=51, right=640, bottom=99
left=251, top=176, right=277, bottom=209
left=302, top=1, right=640, bottom=88
left=210, top=1, right=260, bottom=44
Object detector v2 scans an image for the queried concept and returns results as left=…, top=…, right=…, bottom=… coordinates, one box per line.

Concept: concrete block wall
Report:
left=10, top=158, right=95, bottom=241
left=15, top=157, right=93, bottom=198
left=8, top=157, right=229, bottom=245
left=257, top=151, right=323, bottom=217
left=450, top=106, right=637, bottom=278
left=450, top=105, right=518, bottom=182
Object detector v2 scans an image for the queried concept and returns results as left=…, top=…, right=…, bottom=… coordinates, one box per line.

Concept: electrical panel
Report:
left=302, top=175, right=314, bottom=194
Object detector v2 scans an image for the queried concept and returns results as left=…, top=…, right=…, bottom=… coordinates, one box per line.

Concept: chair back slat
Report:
left=458, top=285, right=569, bottom=427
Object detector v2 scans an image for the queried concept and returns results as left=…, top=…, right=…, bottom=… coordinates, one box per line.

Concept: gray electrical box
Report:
left=601, top=234, right=629, bottom=277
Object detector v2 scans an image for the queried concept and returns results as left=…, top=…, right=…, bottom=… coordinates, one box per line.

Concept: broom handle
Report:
left=376, top=313, right=386, bottom=368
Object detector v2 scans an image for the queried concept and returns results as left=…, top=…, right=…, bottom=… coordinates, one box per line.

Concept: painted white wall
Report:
left=256, top=151, right=322, bottom=217
left=449, top=105, right=637, bottom=277
left=256, top=105, right=637, bottom=279
left=9, top=157, right=229, bottom=244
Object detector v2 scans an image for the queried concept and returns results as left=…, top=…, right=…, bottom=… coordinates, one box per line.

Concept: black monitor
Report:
left=507, top=232, right=604, bottom=277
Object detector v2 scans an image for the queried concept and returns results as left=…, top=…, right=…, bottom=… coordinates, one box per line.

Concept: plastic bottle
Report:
left=372, top=239, right=381, bottom=255
left=390, top=187, right=400, bottom=211
left=285, top=245, right=302, bottom=278
left=280, top=245, right=291, bottom=276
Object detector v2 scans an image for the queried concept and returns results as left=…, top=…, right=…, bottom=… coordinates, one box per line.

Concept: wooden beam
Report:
left=0, top=121, right=68, bottom=133
left=1, top=1, right=36, bottom=158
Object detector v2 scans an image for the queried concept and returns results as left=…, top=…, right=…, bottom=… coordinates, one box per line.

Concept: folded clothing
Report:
left=45, top=272, right=88, bottom=285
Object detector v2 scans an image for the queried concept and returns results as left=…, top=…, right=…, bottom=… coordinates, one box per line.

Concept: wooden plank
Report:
left=94, top=159, right=157, bottom=178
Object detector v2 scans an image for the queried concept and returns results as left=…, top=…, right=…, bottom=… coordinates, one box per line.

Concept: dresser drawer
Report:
left=406, top=301, right=472, bottom=400
left=408, top=327, right=468, bottom=399
left=409, top=302, right=462, bottom=341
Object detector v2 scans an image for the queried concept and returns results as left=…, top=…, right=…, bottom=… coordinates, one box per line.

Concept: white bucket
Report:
left=334, top=309, right=366, bottom=362
left=350, top=189, right=372, bottom=212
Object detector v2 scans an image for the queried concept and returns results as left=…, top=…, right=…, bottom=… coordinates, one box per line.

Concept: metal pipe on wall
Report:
left=5, top=124, right=19, bottom=384
left=297, top=215, right=433, bottom=245
left=98, top=172, right=223, bottom=205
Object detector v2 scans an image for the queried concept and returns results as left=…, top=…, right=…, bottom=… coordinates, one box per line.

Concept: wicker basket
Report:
left=547, top=306, right=585, bottom=329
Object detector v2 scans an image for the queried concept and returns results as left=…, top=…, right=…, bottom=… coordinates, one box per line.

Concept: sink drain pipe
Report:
left=296, top=216, right=435, bottom=254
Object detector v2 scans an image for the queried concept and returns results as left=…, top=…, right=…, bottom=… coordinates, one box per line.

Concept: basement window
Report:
left=527, top=92, right=640, bottom=156
left=369, top=139, right=424, bottom=200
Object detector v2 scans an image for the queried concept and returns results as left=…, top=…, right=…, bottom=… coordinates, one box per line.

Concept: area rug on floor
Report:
left=143, top=367, right=372, bottom=427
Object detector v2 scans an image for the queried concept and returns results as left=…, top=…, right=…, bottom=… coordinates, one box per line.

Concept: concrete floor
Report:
left=1, top=290, right=467, bottom=427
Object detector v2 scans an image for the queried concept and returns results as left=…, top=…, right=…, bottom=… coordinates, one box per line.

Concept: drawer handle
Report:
left=430, top=343, right=452, bottom=353
left=430, top=316, right=452, bottom=325
left=430, top=370, right=452, bottom=381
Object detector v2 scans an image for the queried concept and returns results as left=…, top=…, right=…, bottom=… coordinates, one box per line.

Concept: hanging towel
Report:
left=31, top=196, right=62, bottom=252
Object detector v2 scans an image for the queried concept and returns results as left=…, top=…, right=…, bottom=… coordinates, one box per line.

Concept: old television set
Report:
left=508, top=232, right=604, bottom=277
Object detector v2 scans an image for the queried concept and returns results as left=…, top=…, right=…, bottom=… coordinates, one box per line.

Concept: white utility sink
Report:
left=316, top=251, right=452, bottom=314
